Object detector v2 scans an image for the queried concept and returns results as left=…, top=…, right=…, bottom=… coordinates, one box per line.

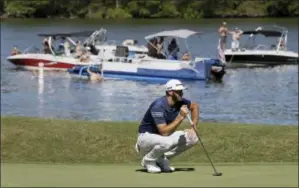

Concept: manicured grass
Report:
left=1, top=163, right=298, bottom=187
left=1, top=116, right=298, bottom=164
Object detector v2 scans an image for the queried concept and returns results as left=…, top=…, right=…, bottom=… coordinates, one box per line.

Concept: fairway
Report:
left=1, top=163, right=298, bottom=187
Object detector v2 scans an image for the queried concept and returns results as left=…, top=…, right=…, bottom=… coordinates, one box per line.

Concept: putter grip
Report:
left=187, top=114, right=194, bottom=126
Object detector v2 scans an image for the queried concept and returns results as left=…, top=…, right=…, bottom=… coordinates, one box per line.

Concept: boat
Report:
left=224, top=25, right=298, bottom=66
left=6, top=30, right=104, bottom=71
left=68, top=29, right=226, bottom=82
left=83, top=29, right=149, bottom=61
left=6, top=28, right=150, bottom=71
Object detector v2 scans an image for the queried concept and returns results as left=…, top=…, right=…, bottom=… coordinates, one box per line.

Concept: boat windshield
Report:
left=240, top=34, right=286, bottom=51
left=239, top=27, right=287, bottom=51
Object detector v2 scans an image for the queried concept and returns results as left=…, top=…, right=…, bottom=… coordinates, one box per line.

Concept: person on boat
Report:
left=75, top=41, right=83, bottom=58
left=79, top=49, right=91, bottom=62
left=167, top=39, right=179, bottom=60
left=218, top=22, right=228, bottom=51
left=10, top=46, right=20, bottom=55
left=278, top=38, right=286, bottom=50
left=156, top=37, right=165, bottom=59
left=181, top=52, right=191, bottom=61
left=58, top=37, right=66, bottom=52
left=147, top=38, right=158, bottom=58
left=230, top=28, right=243, bottom=51
left=43, top=38, right=51, bottom=54
left=87, top=66, right=103, bottom=82
left=64, top=40, right=71, bottom=56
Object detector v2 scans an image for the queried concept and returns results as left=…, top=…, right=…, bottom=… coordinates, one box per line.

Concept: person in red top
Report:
left=10, top=46, right=20, bottom=55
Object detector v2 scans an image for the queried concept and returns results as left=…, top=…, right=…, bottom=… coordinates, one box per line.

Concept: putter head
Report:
left=213, top=172, right=222, bottom=176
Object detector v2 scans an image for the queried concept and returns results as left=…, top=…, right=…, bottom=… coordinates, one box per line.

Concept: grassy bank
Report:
left=1, top=116, right=298, bottom=165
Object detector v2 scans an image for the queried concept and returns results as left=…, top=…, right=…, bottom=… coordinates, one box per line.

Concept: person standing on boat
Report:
left=62, top=39, right=71, bottom=56
left=167, top=39, right=179, bottom=60
left=75, top=41, right=83, bottom=58
left=230, top=28, right=243, bottom=51
left=43, top=38, right=51, bottom=54
left=147, top=38, right=158, bottom=58
left=58, top=37, right=65, bottom=52
left=156, top=37, right=165, bottom=59
left=218, top=22, right=228, bottom=51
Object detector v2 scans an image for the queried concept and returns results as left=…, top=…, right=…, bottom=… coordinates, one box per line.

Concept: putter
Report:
left=187, top=114, right=223, bottom=176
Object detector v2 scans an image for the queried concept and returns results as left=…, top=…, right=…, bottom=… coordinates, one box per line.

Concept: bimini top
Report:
left=37, top=30, right=96, bottom=37
left=144, top=29, right=201, bottom=40
left=242, top=30, right=283, bottom=37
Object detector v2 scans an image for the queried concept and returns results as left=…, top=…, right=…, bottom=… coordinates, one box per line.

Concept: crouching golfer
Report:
left=135, top=79, right=199, bottom=173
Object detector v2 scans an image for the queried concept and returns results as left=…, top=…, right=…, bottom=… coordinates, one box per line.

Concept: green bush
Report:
left=105, top=8, right=132, bottom=19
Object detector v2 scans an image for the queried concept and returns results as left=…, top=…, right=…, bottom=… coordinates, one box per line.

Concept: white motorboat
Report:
left=224, top=25, right=298, bottom=66
left=82, top=29, right=149, bottom=60
left=69, top=29, right=226, bottom=81
left=6, top=30, right=103, bottom=71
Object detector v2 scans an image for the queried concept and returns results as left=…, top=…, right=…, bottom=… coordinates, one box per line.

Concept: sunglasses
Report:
left=173, top=90, right=183, bottom=96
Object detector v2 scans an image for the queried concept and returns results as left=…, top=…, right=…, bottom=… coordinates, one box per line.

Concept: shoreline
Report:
left=1, top=16, right=299, bottom=21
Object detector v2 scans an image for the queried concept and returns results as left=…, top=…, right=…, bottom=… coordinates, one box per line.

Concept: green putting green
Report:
left=1, top=163, right=298, bottom=187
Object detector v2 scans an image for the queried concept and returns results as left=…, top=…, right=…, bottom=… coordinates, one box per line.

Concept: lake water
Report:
left=1, top=18, right=298, bottom=125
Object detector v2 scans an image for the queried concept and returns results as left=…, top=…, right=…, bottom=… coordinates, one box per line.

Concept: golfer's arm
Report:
left=157, top=115, right=185, bottom=136
left=190, top=102, right=199, bottom=128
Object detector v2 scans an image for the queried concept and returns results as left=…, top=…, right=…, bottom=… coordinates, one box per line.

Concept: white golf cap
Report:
left=165, top=79, right=187, bottom=91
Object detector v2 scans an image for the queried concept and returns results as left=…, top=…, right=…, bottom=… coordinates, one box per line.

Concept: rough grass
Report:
left=1, top=116, right=298, bottom=164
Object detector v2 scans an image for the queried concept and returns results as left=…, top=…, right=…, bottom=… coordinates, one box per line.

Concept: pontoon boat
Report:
left=69, top=29, right=226, bottom=81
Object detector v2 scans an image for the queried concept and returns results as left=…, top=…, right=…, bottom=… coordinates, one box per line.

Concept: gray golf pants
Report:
left=135, top=129, right=199, bottom=161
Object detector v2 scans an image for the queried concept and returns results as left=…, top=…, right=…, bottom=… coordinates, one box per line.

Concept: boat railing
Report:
left=77, top=64, right=103, bottom=78
left=79, top=66, right=89, bottom=78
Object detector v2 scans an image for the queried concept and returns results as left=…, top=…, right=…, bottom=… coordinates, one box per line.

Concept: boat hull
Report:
left=68, top=59, right=225, bottom=81
left=7, top=54, right=74, bottom=71
left=68, top=63, right=207, bottom=81
left=224, top=50, right=298, bottom=65
left=6, top=54, right=101, bottom=71
left=7, top=58, right=74, bottom=71
left=225, top=54, right=298, bottom=65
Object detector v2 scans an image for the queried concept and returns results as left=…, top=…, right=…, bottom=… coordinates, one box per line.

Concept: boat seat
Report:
left=115, top=46, right=129, bottom=58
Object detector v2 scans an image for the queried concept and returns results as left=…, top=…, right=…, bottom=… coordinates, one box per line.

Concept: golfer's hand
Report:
left=179, top=105, right=189, bottom=119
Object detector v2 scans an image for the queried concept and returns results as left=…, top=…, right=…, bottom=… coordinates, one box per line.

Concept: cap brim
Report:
left=173, top=86, right=188, bottom=90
